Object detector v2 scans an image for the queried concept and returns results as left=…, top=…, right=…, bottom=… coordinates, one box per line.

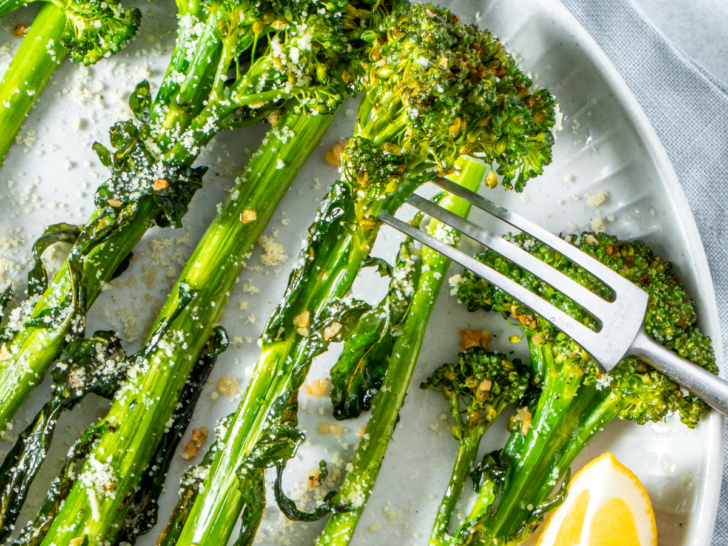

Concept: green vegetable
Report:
left=315, top=158, right=487, bottom=546
left=12, top=323, right=226, bottom=546
left=33, top=106, right=341, bottom=546
left=0, top=0, right=141, bottom=164
left=155, top=415, right=232, bottom=546
left=0, top=0, right=352, bottom=436
left=449, top=231, right=716, bottom=544
left=423, top=348, right=532, bottom=546
left=171, top=4, right=556, bottom=545
left=0, top=331, right=127, bottom=543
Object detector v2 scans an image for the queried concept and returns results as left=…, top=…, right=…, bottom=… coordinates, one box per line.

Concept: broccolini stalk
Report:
left=35, top=107, right=340, bottom=546
left=0, top=0, right=141, bottom=164
left=315, top=158, right=486, bottom=546
left=422, top=347, right=531, bottom=546
left=0, top=331, right=127, bottom=543
left=155, top=415, right=232, bottom=546
left=0, top=0, right=353, bottom=434
left=451, top=232, right=717, bottom=545
left=12, top=325, right=226, bottom=546
left=176, top=6, right=556, bottom=544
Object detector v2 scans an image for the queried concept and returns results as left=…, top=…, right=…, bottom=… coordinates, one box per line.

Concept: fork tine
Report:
left=406, top=193, right=612, bottom=319
left=432, top=178, right=637, bottom=293
left=379, top=211, right=602, bottom=346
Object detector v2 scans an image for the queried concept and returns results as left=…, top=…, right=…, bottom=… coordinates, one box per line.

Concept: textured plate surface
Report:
left=0, top=0, right=722, bottom=544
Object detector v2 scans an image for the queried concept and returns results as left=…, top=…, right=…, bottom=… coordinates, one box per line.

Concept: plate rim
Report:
left=539, top=0, right=725, bottom=540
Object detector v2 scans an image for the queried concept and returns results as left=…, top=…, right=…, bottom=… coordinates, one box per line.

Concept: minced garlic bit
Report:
left=357, top=426, right=367, bottom=437
left=510, top=305, right=536, bottom=329
left=153, top=178, right=169, bottom=191
left=510, top=406, right=533, bottom=435
left=12, top=24, right=29, bottom=37
left=459, top=328, right=491, bottom=350
left=107, top=198, right=122, bottom=207
left=0, top=344, right=10, bottom=360
left=216, top=375, right=240, bottom=397
left=323, top=321, right=342, bottom=341
left=70, top=537, right=85, bottom=546
left=181, top=426, right=208, bottom=460
left=267, top=109, right=282, bottom=126
left=242, top=209, right=257, bottom=224
left=317, top=422, right=343, bottom=437
left=325, top=141, right=348, bottom=167
left=305, top=377, right=331, bottom=397
left=306, top=467, right=321, bottom=488
left=293, top=310, right=310, bottom=336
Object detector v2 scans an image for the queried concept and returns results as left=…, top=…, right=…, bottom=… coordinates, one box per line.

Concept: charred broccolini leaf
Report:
left=181, top=5, right=556, bottom=544
left=448, top=231, right=716, bottom=545
left=0, top=0, right=356, bottom=439
left=12, top=319, right=228, bottom=546
left=330, top=233, right=421, bottom=420
left=0, top=331, right=127, bottom=543
left=0, top=0, right=141, bottom=164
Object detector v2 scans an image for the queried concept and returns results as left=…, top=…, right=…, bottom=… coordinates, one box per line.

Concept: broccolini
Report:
left=171, top=4, right=557, bottom=546
left=0, top=0, right=353, bottom=437
left=0, top=0, right=141, bottom=164
left=315, top=159, right=487, bottom=546
left=446, top=231, right=716, bottom=545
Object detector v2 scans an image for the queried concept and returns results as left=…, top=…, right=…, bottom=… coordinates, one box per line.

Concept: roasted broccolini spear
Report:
left=13, top=325, right=227, bottom=546
left=30, top=104, right=347, bottom=545
left=0, top=0, right=353, bottom=435
left=0, top=0, right=140, bottom=164
left=423, top=348, right=532, bottom=546
left=447, top=231, right=716, bottom=545
left=174, top=5, right=556, bottom=545
left=315, top=159, right=488, bottom=546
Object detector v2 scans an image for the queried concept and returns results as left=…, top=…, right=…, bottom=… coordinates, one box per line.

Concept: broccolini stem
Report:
left=0, top=3, right=67, bottom=165
left=0, top=11, right=284, bottom=433
left=316, top=159, right=487, bottom=546
left=0, top=198, right=157, bottom=432
left=175, top=184, right=376, bottom=546
left=429, top=422, right=487, bottom=546
left=478, top=341, right=585, bottom=542
left=37, top=109, right=338, bottom=546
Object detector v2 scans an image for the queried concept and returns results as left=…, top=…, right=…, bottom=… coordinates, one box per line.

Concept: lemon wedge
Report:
left=536, top=452, right=657, bottom=546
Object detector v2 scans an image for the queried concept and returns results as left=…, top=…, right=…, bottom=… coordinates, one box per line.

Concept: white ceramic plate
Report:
left=0, top=0, right=722, bottom=544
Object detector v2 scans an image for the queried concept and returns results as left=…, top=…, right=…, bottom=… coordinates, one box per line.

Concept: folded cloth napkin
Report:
left=560, top=0, right=728, bottom=542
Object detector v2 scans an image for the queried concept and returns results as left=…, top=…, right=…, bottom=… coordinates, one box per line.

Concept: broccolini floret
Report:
left=0, top=0, right=141, bottom=165
left=447, top=231, right=716, bottom=544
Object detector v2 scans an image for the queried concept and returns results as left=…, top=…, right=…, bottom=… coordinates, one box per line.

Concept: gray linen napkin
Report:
left=560, top=0, right=728, bottom=542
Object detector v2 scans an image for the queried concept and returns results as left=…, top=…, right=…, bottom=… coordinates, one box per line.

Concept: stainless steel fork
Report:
left=380, top=178, right=728, bottom=416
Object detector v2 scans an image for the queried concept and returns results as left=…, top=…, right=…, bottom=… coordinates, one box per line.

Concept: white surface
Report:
left=0, top=0, right=722, bottom=544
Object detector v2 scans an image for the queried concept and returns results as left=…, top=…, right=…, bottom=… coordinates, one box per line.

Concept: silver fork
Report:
left=380, top=178, right=728, bottom=416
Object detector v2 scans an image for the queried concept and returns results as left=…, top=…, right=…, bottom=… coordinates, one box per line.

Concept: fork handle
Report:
left=630, top=327, right=728, bottom=416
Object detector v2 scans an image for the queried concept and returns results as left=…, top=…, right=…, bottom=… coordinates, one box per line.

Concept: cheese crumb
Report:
left=590, top=217, right=605, bottom=233
left=216, top=375, right=240, bottom=397
left=258, top=235, right=288, bottom=266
